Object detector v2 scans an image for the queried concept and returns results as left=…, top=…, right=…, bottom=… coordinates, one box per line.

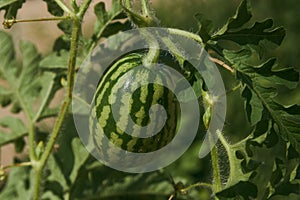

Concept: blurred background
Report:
left=0, top=0, right=299, bottom=178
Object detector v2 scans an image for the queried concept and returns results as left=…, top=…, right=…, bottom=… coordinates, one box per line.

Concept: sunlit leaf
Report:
left=0, top=166, right=32, bottom=199
left=0, top=117, right=27, bottom=146
left=90, top=0, right=128, bottom=47
left=0, top=31, right=58, bottom=144
left=0, top=0, right=19, bottom=8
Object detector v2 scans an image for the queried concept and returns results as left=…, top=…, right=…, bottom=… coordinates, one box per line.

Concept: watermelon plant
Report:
left=0, top=0, right=299, bottom=199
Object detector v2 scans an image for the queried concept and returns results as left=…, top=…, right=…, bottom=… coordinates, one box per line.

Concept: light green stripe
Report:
left=95, top=65, right=129, bottom=107
left=91, top=53, right=180, bottom=154
left=137, top=70, right=149, bottom=104
left=95, top=81, right=110, bottom=108
left=116, top=91, right=131, bottom=134
left=94, top=54, right=142, bottom=109
left=110, top=132, right=123, bottom=146
left=139, top=83, right=148, bottom=104
left=126, top=137, right=138, bottom=152
left=98, top=105, right=111, bottom=128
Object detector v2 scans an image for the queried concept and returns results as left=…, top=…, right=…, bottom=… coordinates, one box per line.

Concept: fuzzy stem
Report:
left=121, top=0, right=156, bottom=27
left=140, top=29, right=160, bottom=67
left=205, top=102, right=222, bottom=193
left=2, top=16, right=71, bottom=29
left=54, top=0, right=73, bottom=14
left=3, top=161, right=32, bottom=170
left=15, top=16, right=70, bottom=23
left=167, top=28, right=203, bottom=45
left=32, top=167, right=42, bottom=200
left=38, top=15, right=79, bottom=167
left=226, top=83, right=242, bottom=96
left=211, top=143, right=222, bottom=192
left=71, top=0, right=79, bottom=12
left=78, top=0, right=92, bottom=18
left=141, top=0, right=150, bottom=16
left=32, top=18, right=80, bottom=199
left=180, top=182, right=213, bottom=193
left=124, top=0, right=131, bottom=8
left=165, top=27, right=224, bottom=193
left=29, top=123, right=37, bottom=161
left=161, top=36, right=185, bottom=66
left=32, top=0, right=92, bottom=198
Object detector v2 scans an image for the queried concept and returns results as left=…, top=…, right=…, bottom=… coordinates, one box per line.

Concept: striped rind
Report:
left=90, top=53, right=178, bottom=157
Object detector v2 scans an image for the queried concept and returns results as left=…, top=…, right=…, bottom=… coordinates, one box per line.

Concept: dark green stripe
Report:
left=94, top=54, right=142, bottom=107
left=160, top=70, right=177, bottom=148
left=92, top=55, right=142, bottom=155
left=91, top=53, right=179, bottom=155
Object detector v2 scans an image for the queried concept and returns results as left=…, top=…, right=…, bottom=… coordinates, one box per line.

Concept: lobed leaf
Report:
left=0, top=0, right=18, bottom=9
left=212, top=0, right=285, bottom=46
left=40, top=50, right=70, bottom=70
left=0, top=0, right=19, bottom=8
left=224, top=46, right=300, bottom=154
left=217, top=181, right=257, bottom=200
left=83, top=172, right=174, bottom=200
left=89, top=0, right=129, bottom=49
left=0, top=166, right=32, bottom=199
left=0, top=31, right=59, bottom=146
left=69, top=138, right=90, bottom=183
left=241, top=85, right=263, bottom=125
left=219, top=113, right=298, bottom=198
left=194, top=13, right=213, bottom=42
left=43, top=154, right=69, bottom=199
left=216, top=0, right=252, bottom=36
left=0, top=117, right=27, bottom=146
left=214, top=19, right=285, bottom=46
left=267, top=153, right=300, bottom=198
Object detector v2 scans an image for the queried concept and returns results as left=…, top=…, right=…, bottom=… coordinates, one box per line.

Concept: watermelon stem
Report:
left=141, top=29, right=160, bottom=68
left=31, top=1, right=92, bottom=199
left=121, top=0, right=158, bottom=27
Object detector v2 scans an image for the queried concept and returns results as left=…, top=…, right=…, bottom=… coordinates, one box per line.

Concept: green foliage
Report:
left=0, top=166, right=32, bottom=199
left=0, top=31, right=59, bottom=146
left=0, top=117, right=26, bottom=146
left=0, top=0, right=299, bottom=199
left=0, top=0, right=25, bottom=19
left=91, top=0, right=130, bottom=46
left=212, top=0, right=285, bottom=46
left=224, top=49, right=300, bottom=153
left=43, top=0, right=64, bottom=17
